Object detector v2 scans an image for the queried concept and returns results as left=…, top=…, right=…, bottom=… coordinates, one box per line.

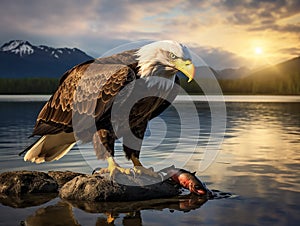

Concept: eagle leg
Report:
left=93, top=130, right=133, bottom=178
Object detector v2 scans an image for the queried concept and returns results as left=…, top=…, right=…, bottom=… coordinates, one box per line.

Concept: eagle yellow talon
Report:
left=130, top=154, right=160, bottom=178
left=95, top=156, right=161, bottom=179
left=110, top=166, right=132, bottom=177
left=95, top=157, right=133, bottom=178
left=133, top=166, right=160, bottom=178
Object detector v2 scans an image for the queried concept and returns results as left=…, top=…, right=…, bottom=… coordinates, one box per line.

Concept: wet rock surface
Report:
left=0, top=170, right=235, bottom=214
left=48, top=171, right=84, bottom=188
left=0, top=170, right=180, bottom=203
left=59, top=173, right=179, bottom=202
left=0, top=171, right=58, bottom=196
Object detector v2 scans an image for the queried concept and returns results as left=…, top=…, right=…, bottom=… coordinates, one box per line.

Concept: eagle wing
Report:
left=32, top=60, right=136, bottom=137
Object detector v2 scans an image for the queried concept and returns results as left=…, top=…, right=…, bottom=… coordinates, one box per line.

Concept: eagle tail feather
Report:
left=22, top=132, right=76, bottom=163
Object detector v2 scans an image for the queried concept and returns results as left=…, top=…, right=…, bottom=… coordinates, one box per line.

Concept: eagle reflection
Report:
left=21, top=195, right=207, bottom=226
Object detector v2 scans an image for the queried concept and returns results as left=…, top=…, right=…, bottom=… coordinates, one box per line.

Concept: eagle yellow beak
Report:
left=174, top=59, right=195, bottom=83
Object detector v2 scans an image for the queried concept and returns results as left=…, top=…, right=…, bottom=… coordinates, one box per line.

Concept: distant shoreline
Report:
left=1, top=95, right=299, bottom=103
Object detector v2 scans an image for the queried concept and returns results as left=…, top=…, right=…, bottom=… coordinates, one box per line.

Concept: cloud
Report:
left=278, top=47, right=300, bottom=56
left=218, top=0, right=300, bottom=21
left=216, top=0, right=300, bottom=35
left=248, top=23, right=300, bottom=34
left=0, top=0, right=185, bottom=46
left=190, top=46, right=249, bottom=69
left=1, top=0, right=299, bottom=38
left=0, top=0, right=96, bottom=41
left=0, top=0, right=299, bottom=68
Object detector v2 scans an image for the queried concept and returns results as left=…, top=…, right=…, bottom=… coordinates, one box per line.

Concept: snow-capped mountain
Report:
left=0, top=40, right=93, bottom=78
left=1, top=40, right=34, bottom=56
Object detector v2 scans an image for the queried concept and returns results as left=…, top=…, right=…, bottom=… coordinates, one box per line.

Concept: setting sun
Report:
left=254, top=47, right=263, bottom=55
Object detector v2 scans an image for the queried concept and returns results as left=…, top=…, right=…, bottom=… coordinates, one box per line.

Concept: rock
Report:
left=0, top=171, right=58, bottom=196
left=48, top=171, right=84, bottom=188
left=60, top=174, right=179, bottom=202
left=0, top=170, right=181, bottom=204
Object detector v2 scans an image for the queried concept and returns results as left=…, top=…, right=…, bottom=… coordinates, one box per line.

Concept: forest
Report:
left=0, top=57, right=299, bottom=95
left=0, top=78, right=58, bottom=94
left=1, top=75, right=299, bottom=95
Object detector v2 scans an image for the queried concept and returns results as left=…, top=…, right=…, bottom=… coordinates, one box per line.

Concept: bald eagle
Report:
left=21, top=40, right=195, bottom=177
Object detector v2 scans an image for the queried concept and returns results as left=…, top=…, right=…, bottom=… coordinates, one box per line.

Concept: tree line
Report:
left=219, top=70, right=300, bottom=95
left=0, top=78, right=59, bottom=94
left=0, top=74, right=299, bottom=95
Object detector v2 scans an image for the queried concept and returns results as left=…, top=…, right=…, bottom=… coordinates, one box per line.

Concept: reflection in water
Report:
left=17, top=195, right=208, bottom=226
left=0, top=99, right=300, bottom=225
left=22, top=201, right=80, bottom=226
left=0, top=193, right=57, bottom=209
left=219, top=103, right=300, bottom=194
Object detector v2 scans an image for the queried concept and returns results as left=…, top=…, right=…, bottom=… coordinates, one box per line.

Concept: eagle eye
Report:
left=169, top=52, right=177, bottom=59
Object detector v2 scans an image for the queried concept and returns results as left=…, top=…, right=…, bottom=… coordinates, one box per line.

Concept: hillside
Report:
left=219, top=57, right=300, bottom=94
left=216, top=67, right=250, bottom=80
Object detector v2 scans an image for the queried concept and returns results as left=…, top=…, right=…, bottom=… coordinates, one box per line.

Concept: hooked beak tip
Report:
left=174, top=59, right=195, bottom=83
left=187, top=63, right=195, bottom=83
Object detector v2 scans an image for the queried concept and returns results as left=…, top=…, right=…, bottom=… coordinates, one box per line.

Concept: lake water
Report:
left=0, top=95, right=299, bottom=226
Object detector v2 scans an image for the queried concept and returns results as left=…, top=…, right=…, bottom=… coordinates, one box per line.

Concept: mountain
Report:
left=0, top=40, right=93, bottom=78
left=216, top=66, right=250, bottom=80
left=242, top=56, right=300, bottom=94
left=219, top=57, right=300, bottom=94
left=245, top=56, right=299, bottom=79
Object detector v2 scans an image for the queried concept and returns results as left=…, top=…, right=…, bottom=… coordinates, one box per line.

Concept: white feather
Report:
left=136, top=40, right=189, bottom=79
left=24, top=132, right=76, bottom=163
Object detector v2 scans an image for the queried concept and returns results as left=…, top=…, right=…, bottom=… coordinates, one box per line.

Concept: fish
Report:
left=161, top=166, right=213, bottom=197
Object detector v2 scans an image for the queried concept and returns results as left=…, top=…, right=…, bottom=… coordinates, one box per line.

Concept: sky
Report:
left=0, top=0, right=299, bottom=69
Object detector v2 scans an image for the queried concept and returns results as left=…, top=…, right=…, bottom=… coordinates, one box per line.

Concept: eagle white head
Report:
left=136, top=40, right=195, bottom=83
